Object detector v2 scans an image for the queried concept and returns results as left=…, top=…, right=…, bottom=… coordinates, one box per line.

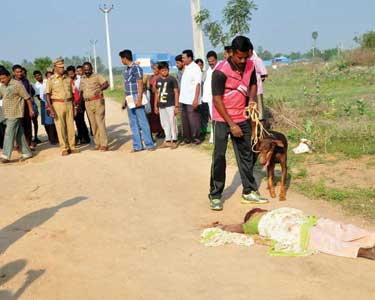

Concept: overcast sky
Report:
left=1, top=0, right=374, bottom=66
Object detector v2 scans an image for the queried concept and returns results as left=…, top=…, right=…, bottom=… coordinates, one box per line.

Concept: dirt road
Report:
left=0, top=99, right=374, bottom=300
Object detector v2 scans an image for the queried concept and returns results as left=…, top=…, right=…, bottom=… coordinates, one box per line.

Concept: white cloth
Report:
left=159, top=106, right=178, bottom=141
left=33, top=80, right=47, bottom=102
left=179, top=61, right=202, bottom=105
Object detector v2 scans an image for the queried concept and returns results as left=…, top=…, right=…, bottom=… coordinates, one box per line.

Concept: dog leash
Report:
left=244, top=103, right=273, bottom=152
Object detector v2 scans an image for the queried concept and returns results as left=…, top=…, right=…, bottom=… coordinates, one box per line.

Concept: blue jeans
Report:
left=2, top=118, right=32, bottom=160
left=127, top=106, right=154, bottom=150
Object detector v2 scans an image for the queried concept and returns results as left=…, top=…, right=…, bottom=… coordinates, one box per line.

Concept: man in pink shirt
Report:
left=250, top=49, right=268, bottom=124
left=209, top=36, right=269, bottom=211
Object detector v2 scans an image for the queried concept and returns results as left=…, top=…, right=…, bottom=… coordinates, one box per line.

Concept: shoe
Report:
left=92, top=145, right=100, bottom=151
left=81, top=139, right=91, bottom=145
left=34, top=137, right=42, bottom=144
left=193, top=139, right=201, bottom=145
left=99, top=146, right=109, bottom=152
left=210, top=198, right=223, bottom=211
left=20, top=155, right=33, bottom=162
left=61, top=150, right=69, bottom=156
left=159, top=142, right=171, bottom=149
left=147, top=147, right=156, bottom=152
left=179, top=140, right=191, bottom=146
left=70, top=149, right=79, bottom=154
left=1, top=158, right=11, bottom=164
left=130, top=149, right=144, bottom=153
left=241, top=191, right=269, bottom=204
left=170, top=142, right=178, bottom=150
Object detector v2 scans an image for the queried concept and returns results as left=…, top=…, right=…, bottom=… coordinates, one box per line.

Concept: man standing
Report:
left=67, top=65, right=91, bottom=145
left=175, top=55, right=185, bottom=87
left=76, top=65, right=84, bottom=77
left=12, top=65, right=36, bottom=149
left=202, top=50, right=219, bottom=144
left=80, top=62, right=109, bottom=151
left=0, top=67, right=34, bottom=163
left=33, top=70, right=58, bottom=144
left=179, top=50, right=202, bottom=145
left=46, top=59, right=78, bottom=156
left=119, top=49, right=154, bottom=152
left=224, top=46, right=233, bottom=59
left=209, top=36, right=269, bottom=211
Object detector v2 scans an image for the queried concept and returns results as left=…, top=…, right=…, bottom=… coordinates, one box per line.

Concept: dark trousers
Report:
left=45, top=124, right=58, bottom=145
left=180, top=103, right=201, bottom=142
left=199, top=103, right=210, bottom=134
left=74, top=103, right=90, bottom=143
left=209, top=120, right=258, bottom=199
left=22, top=104, right=32, bottom=146
left=0, top=122, right=6, bottom=148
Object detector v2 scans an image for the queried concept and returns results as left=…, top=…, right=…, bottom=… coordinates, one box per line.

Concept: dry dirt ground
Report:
left=0, top=100, right=375, bottom=300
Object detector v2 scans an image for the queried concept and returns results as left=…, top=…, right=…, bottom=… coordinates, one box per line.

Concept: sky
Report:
left=1, top=0, right=374, bottom=66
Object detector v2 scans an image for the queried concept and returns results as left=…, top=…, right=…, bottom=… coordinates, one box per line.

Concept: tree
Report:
left=0, top=60, right=13, bottom=71
left=195, top=0, right=257, bottom=49
left=354, top=31, right=375, bottom=49
left=312, top=31, right=319, bottom=57
left=288, top=52, right=302, bottom=60
left=34, top=57, right=52, bottom=73
left=256, top=46, right=273, bottom=60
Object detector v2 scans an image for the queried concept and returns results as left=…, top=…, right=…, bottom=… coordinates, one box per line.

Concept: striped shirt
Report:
left=123, top=62, right=143, bottom=97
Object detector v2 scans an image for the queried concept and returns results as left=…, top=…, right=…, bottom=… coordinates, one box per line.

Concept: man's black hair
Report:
left=12, top=64, right=22, bottom=71
left=158, top=61, right=169, bottom=70
left=195, top=58, right=204, bottom=65
left=0, top=68, right=10, bottom=76
left=224, top=45, right=233, bottom=52
left=175, top=54, right=183, bottom=62
left=45, top=71, right=53, bottom=77
left=66, top=65, right=76, bottom=72
left=33, top=70, right=42, bottom=76
left=231, top=36, right=253, bottom=53
left=82, top=61, right=93, bottom=68
left=119, top=49, right=133, bottom=61
left=76, top=65, right=83, bottom=69
left=182, top=50, right=194, bottom=60
left=206, top=51, right=218, bottom=60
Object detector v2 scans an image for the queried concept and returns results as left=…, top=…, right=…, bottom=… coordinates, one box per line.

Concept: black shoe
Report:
left=34, top=137, right=42, bottom=144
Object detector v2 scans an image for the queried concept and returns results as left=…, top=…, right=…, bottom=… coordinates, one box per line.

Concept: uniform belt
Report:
left=52, top=98, right=73, bottom=103
left=85, top=95, right=103, bottom=101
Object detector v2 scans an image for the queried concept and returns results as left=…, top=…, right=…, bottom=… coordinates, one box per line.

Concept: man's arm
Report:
left=45, top=80, right=55, bottom=117
left=19, top=85, right=35, bottom=118
left=136, top=79, right=143, bottom=107
left=192, top=83, right=200, bottom=110
left=248, top=69, right=258, bottom=110
left=174, top=87, right=180, bottom=115
left=154, top=86, right=159, bottom=114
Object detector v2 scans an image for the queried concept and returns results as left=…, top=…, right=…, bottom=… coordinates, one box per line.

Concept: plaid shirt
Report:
left=0, top=79, right=30, bottom=119
left=123, top=62, right=143, bottom=97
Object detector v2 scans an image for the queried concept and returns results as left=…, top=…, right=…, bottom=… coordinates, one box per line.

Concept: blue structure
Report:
left=133, top=53, right=177, bottom=74
left=273, top=56, right=291, bottom=64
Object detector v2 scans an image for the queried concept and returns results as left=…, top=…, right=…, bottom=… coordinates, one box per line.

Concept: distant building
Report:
left=273, top=56, right=291, bottom=64
left=133, top=53, right=177, bottom=74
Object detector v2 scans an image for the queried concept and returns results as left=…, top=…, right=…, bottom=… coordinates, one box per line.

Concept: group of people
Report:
left=0, top=60, right=110, bottom=161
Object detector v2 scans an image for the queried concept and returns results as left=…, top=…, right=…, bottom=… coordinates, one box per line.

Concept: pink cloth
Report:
left=251, top=54, right=267, bottom=95
left=309, top=218, right=375, bottom=258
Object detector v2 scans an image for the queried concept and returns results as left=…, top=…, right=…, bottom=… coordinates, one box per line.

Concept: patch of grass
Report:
left=367, top=160, right=375, bottom=167
left=296, top=180, right=375, bottom=220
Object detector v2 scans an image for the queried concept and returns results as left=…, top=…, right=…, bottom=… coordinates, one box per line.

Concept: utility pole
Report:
left=90, top=40, right=98, bottom=73
left=99, top=4, right=114, bottom=90
left=190, top=0, right=205, bottom=60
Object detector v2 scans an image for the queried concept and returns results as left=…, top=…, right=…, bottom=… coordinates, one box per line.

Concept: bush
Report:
left=344, top=48, right=375, bottom=66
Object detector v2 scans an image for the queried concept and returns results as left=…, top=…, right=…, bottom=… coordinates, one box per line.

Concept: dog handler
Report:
left=209, top=36, right=269, bottom=211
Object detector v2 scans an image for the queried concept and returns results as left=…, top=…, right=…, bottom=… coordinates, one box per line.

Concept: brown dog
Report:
left=255, top=131, right=288, bottom=201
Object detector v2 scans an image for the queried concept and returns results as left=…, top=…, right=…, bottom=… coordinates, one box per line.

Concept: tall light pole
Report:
left=190, top=0, right=205, bottom=60
left=90, top=40, right=98, bottom=73
left=99, top=4, right=114, bottom=90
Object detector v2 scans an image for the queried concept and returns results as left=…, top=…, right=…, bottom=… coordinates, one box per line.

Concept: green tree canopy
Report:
left=34, top=57, right=52, bottom=73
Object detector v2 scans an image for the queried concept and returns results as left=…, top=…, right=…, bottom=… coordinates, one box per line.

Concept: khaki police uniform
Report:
left=45, top=59, right=76, bottom=152
left=80, top=73, right=108, bottom=148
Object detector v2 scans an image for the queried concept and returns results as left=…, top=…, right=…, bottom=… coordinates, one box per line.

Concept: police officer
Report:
left=46, top=58, right=78, bottom=156
left=80, top=62, right=109, bottom=151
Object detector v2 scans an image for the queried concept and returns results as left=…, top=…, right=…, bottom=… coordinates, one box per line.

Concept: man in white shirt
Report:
left=202, top=51, right=219, bottom=144
left=179, top=50, right=202, bottom=145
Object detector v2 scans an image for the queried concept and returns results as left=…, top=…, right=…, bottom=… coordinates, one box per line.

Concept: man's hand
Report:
left=230, top=124, right=243, bottom=137
left=192, top=98, right=199, bottom=110
left=73, top=106, right=78, bottom=117
left=29, top=109, right=35, bottom=119
left=174, top=106, right=179, bottom=115
left=136, top=96, right=143, bottom=108
left=122, top=97, right=127, bottom=110
left=154, top=107, right=159, bottom=115
left=94, top=90, right=103, bottom=97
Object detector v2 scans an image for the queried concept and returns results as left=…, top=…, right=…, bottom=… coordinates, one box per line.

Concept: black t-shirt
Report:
left=212, top=58, right=257, bottom=96
left=156, top=76, right=178, bottom=108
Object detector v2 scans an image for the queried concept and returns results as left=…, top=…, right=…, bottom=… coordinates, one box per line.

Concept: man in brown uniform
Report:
left=80, top=62, right=109, bottom=151
left=0, top=67, right=34, bottom=163
left=46, top=59, right=78, bottom=156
